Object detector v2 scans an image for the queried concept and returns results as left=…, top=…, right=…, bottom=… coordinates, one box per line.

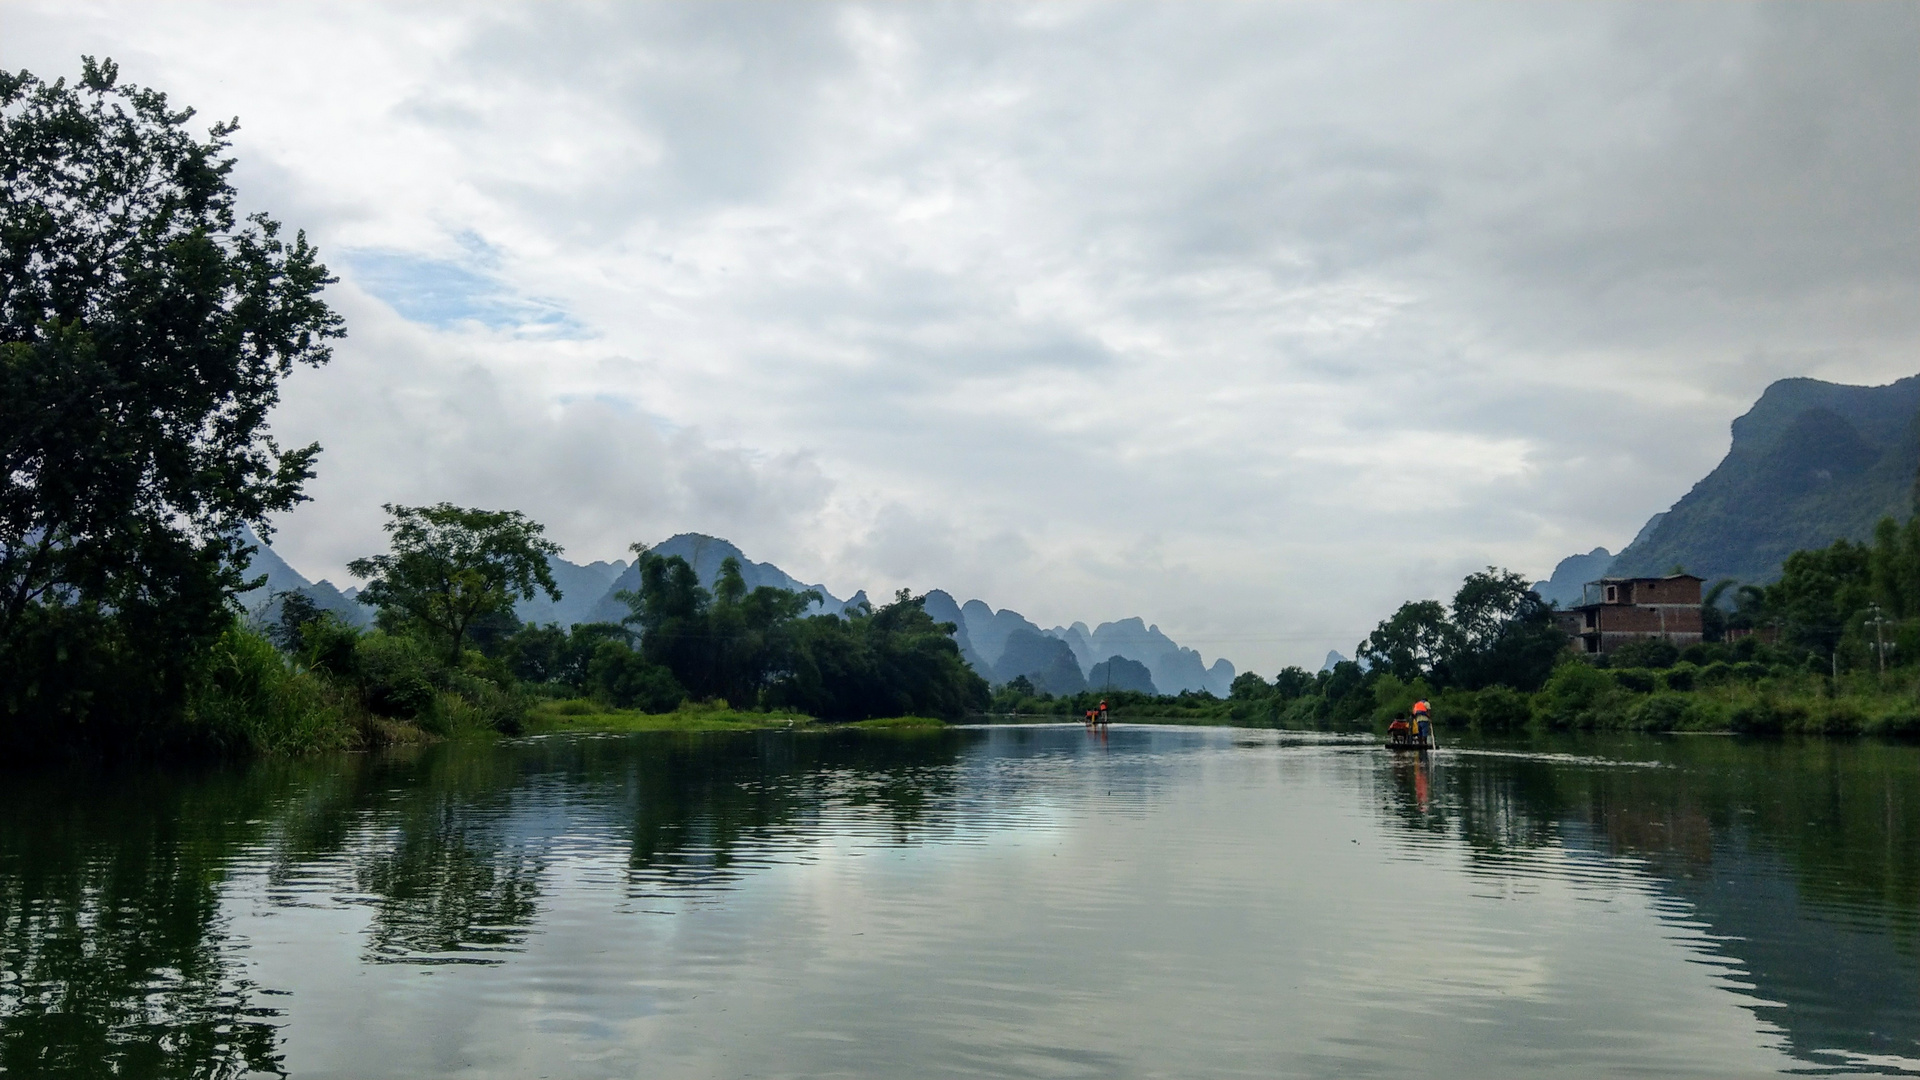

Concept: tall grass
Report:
left=187, top=627, right=356, bottom=755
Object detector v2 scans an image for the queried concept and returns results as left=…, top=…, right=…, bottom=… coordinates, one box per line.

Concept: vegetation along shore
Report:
left=994, top=531, right=1920, bottom=740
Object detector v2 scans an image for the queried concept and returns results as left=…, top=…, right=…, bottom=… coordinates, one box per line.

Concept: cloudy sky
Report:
left=8, top=2, right=1918, bottom=672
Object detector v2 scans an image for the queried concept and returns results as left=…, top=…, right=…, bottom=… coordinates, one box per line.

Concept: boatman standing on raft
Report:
left=1411, top=699, right=1433, bottom=743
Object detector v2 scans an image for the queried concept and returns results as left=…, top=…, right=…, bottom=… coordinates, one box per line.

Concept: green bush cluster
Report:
left=496, top=555, right=988, bottom=721
left=186, top=626, right=351, bottom=756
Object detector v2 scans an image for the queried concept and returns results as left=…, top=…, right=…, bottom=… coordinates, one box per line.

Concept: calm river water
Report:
left=1, top=726, right=1915, bottom=1079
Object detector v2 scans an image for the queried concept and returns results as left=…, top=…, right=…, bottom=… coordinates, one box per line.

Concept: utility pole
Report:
left=1866, top=603, right=1892, bottom=676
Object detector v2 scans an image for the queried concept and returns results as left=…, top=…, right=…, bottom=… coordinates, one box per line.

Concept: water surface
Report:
left=2, top=726, right=1915, bottom=1078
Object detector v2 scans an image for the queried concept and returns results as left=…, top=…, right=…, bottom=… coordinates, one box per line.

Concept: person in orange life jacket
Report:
left=1411, top=699, right=1433, bottom=740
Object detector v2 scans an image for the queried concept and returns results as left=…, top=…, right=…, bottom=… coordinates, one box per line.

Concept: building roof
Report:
left=1583, top=573, right=1704, bottom=586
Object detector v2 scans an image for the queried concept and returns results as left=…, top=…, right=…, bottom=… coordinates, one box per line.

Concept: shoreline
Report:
left=523, top=700, right=950, bottom=735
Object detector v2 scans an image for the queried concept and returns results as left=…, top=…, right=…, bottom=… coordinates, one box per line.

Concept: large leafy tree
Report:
left=772, top=591, right=989, bottom=720
left=705, top=557, right=818, bottom=707
left=349, top=504, right=562, bottom=663
left=0, top=59, right=341, bottom=738
left=1358, top=567, right=1563, bottom=692
left=616, top=550, right=817, bottom=706
left=1868, top=515, right=1920, bottom=619
left=1357, top=599, right=1456, bottom=683
left=1444, top=568, right=1563, bottom=691
left=1767, top=538, right=1871, bottom=658
left=617, top=547, right=715, bottom=693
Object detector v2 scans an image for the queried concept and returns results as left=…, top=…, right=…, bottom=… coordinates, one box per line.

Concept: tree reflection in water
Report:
left=0, top=730, right=971, bottom=1075
left=0, top=767, right=288, bottom=1079
left=4, top=729, right=1913, bottom=1077
left=1376, top=736, right=1919, bottom=1072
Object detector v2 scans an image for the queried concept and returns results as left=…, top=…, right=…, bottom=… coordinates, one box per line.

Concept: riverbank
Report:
left=985, top=665, right=1920, bottom=740
left=523, top=699, right=950, bottom=735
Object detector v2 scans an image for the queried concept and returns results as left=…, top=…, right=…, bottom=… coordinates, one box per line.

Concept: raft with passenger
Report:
left=1385, top=699, right=1437, bottom=751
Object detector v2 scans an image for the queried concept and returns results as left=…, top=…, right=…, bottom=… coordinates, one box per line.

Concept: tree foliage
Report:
left=349, top=504, right=561, bottom=663
left=1767, top=539, right=1872, bottom=657
left=612, top=554, right=986, bottom=719
left=616, top=549, right=817, bottom=706
left=1358, top=600, right=1456, bottom=683
left=1357, top=568, right=1563, bottom=692
left=0, top=59, right=341, bottom=748
left=771, top=590, right=990, bottom=720
left=1868, top=516, right=1920, bottom=618
left=1443, top=568, right=1564, bottom=691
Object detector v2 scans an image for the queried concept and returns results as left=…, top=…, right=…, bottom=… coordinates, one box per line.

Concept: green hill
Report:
left=1610, top=375, right=1920, bottom=584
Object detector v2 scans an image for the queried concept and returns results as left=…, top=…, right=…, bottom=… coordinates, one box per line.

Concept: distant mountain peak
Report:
left=1610, top=374, right=1920, bottom=584
left=243, top=529, right=1240, bottom=697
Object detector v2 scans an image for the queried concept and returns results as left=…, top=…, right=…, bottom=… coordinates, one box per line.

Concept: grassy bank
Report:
left=982, top=661, right=1920, bottom=740
left=526, top=698, right=816, bottom=734
left=174, top=620, right=958, bottom=758
left=524, top=699, right=951, bottom=735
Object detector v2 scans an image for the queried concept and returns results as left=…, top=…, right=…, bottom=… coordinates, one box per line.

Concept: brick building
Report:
left=1554, top=574, right=1704, bottom=656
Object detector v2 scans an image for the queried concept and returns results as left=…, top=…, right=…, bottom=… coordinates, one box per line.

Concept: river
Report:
left=1, top=725, right=1914, bottom=1078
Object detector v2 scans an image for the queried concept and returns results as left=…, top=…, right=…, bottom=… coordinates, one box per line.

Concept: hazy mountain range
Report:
left=240, top=376, right=1914, bottom=689
left=241, top=532, right=1235, bottom=698
left=1536, top=374, right=1920, bottom=607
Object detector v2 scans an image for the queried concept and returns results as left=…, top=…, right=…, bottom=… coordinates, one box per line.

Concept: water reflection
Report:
left=0, top=768, right=288, bottom=1079
left=1, top=728, right=1914, bottom=1077
left=1377, top=737, right=1919, bottom=1071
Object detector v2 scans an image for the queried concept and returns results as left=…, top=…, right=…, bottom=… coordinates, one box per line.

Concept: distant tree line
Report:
left=1219, top=525, right=1920, bottom=739
left=267, top=505, right=990, bottom=740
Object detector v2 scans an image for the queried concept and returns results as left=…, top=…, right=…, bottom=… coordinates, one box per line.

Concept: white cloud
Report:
left=7, top=1, right=1916, bottom=670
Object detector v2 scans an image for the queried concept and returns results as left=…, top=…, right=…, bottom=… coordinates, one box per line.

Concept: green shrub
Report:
left=1279, top=695, right=1328, bottom=729
left=1866, top=707, right=1920, bottom=738
left=1681, top=642, right=1730, bottom=666
left=297, top=615, right=362, bottom=679
left=355, top=634, right=439, bottom=718
left=188, top=627, right=350, bottom=755
left=1613, top=668, right=1658, bottom=694
left=1628, top=693, right=1691, bottom=732
left=1610, top=638, right=1679, bottom=670
left=1662, top=662, right=1698, bottom=692
left=1682, top=696, right=1732, bottom=730
left=1698, top=661, right=1737, bottom=687
left=419, top=683, right=528, bottom=736
left=1467, top=685, right=1532, bottom=732
left=1729, top=698, right=1808, bottom=734
left=1812, top=701, right=1865, bottom=736
left=441, top=667, right=529, bottom=735
left=1541, top=662, right=1616, bottom=729
left=1371, top=674, right=1432, bottom=722
left=1734, top=661, right=1769, bottom=682
left=587, top=641, right=686, bottom=712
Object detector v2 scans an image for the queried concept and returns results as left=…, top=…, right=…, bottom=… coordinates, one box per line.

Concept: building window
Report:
left=1604, top=585, right=1618, bottom=603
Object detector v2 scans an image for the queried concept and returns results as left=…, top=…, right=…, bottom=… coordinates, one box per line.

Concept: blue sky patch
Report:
left=345, top=249, right=588, bottom=337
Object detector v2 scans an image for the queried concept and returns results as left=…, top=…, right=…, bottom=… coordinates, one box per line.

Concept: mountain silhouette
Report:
left=1605, top=375, right=1920, bottom=585
left=241, top=530, right=1238, bottom=697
